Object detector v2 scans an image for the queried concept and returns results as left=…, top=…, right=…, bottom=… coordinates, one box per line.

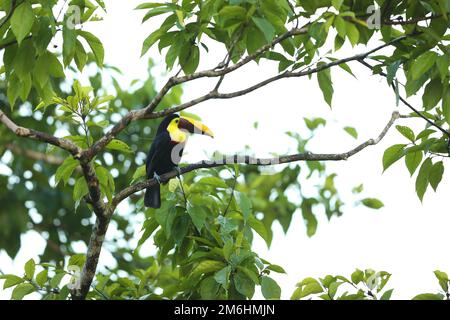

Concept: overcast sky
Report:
left=1, top=1, right=449, bottom=300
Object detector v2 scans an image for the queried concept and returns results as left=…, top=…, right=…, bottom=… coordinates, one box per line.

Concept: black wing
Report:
left=146, top=131, right=171, bottom=177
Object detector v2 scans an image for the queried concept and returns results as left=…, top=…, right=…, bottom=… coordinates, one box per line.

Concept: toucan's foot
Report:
left=153, top=172, right=162, bottom=184
left=173, top=166, right=182, bottom=177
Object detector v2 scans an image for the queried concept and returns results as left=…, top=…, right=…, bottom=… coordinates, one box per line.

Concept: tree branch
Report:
left=0, top=109, right=82, bottom=156
left=383, top=12, right=450, bottom=25
left=5, top=143, right=65, bottom=165
left=79, top=161, right=107, bottom=219
left=0, top=0, right=17, bottom=30
left=150, top=36, right=407, bottom=118
left=358, top=60, right=450, bottom=139
left=71, top=213, right=110, bottom=300
left=82, top=27, right=309, bottom=161
left=111, top=111, right=401, bottom=209
left=85, top=34, right=406, bottom=161
left=74, top=111, right=401, bottom=301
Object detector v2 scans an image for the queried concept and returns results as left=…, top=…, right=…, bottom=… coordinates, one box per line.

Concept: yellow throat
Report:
left=167, top=117, right=187, bottom=143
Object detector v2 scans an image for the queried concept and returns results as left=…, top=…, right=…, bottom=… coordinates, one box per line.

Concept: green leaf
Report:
left=222, top=239, right=233, bottom=261
left=11, top=2, right=35, bottom=45
left=7, top=74, right=20, bottom=109
left=135, top=3, right=167, bottom=10
left=96, top=165, right=115, bottom=201
left=236, top=266, right=260, bottom=284
left=332, top=0, right=344, bottom=10
left=218, top=6, right=247, bottom=26
left=12, top=283, right=35, bottom=300
left=415, top=158, right=433, bottom=201
left=248, top=215, right=270, bottom=246
left=296, top=278, right=323, bottom=299
left=252, top=17, right=276, bottom=43
left=317, top=66, right=333, bottom=107
left=334, top=16, right=346, bottom=39
left=19, top=74, right=31, bottom=101
left=155, top=205, right=177, bottom=236
left=214, top=265, right=231, bottom=290
left=69, top=254, right=86, bottom=268
left=405, top=151, right=423, bottom=176
left=74, top=40, right=88, bottom=71
left=37, top=52, right=65, bottom=79
left=138, top=218, right=158, bottom=247
left=131, top=165, right=146, bottom=183
left=172, top=214, right=190, bottom=246
left=187, top=204, right=207, bottom=232
left=13, top=40, right=35, bottom=79
left=411, top=52, right=437, bottom=80
left=396, top=125, right=415, bottom=142
left=200, top=276, right=220, bottom=299
left=380, top=288, right=394, bottom=300
left=344, top=126, right=358, bottom=139
left=361, top=198, right=384, bottom=209
left=192, top=260, right=226, bottom=278
left=2, top=275, right=24, bottom=289
left=422, top=79, right=442, bottom=110
left=106, top=139, right=133, bottom=153
left=234, top=271, right=255, bottom=298
left=345, top=21, right=360, bottom=46
left=179, top=45, right=200, bottom=75
left=142, top=7, right=176, bottom=22
left=434, top=270, right=449, bottom=292
left=304, top=117, right=326, bottom=131
left=387, top=60, right=401, bottom=84
left=78, top=31, right=104, bottom=67
left=267, top=264, right=286, bottom=274
left=434, top=270, right=449, bottom=282
left=237, top=192, right=252, bottom=222
left=141, top=27, right=169, bottom=56
left=443, top=86, right=450, bottom=126
left=412, top=293, right=444, bottom=300
left=338, top=62, right=356, bottom=78
left=50, top=272, right=65, bottom=288
left=73, top=176, right=89, bottom=204
left=301, top=200, right=317, bottom=237
left=197, top=177, right=228, bottom=189
left=436, top=55, right=449, bottom=80
left=351, top=269, right=364, bottom=284
left=382, top=144, right=406, bottom=172
left=261, top=276, right=281, bottom=300
left=55, top=157, right=79, bottom=186
left=24, top=259, right=35, bottom=280
left=35, top=270, right=48, bottom=287
left=62, top=21, right=77, bottom=67
left=429, top=161, right=444, bottom=191
left=334, top=35, right=345, bottom=51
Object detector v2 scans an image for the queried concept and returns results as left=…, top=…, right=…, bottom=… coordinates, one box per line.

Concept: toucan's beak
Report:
left=178, top=116, right=214, bottom=138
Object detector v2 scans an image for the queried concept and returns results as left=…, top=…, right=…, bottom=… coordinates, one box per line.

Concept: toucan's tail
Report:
left=144, top=185, right=160, bottom=208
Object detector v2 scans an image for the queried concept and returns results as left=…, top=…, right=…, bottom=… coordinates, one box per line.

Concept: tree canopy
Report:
left=0, top=0, right=449, bottom=300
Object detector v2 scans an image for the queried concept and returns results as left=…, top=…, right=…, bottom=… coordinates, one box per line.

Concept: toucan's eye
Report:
left=175, top=119, right=179, bottom=123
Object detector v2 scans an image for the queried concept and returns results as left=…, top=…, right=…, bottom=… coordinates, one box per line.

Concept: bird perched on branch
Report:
left=144, top=114, right=214, bottom=208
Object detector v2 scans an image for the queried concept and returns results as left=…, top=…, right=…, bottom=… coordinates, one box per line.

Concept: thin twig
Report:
left=358, top=60, right=450, bottom=139
left=223, top=174, right=238, bottom=215
left=112, top=112, right=401, bottom=209
left=0, top=0, right=17, bottom=30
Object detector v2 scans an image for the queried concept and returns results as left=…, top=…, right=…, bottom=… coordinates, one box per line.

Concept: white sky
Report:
left=1, top=1, right=449, bottom=300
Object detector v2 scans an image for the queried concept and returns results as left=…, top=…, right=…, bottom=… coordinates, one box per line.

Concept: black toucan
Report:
left=144, top=114, right=214, bottom=208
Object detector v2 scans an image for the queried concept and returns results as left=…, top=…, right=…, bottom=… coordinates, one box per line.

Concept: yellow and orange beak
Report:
left=178, top=116, right=214, bottom=138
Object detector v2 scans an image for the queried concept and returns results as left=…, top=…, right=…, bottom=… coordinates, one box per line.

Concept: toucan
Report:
left=144, top=114, right=214, bottom=208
